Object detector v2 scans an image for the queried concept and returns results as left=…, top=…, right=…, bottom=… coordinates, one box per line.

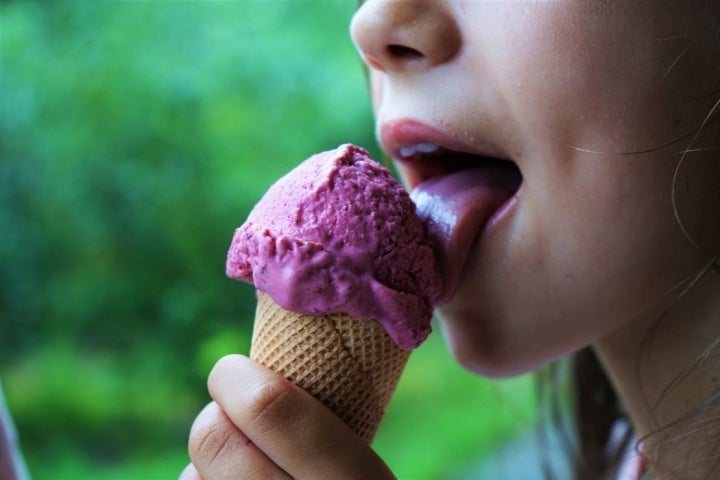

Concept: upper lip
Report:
left=379, top=118, right=515, bottom=190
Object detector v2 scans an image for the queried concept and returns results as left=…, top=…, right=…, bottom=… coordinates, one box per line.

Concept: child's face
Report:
left=352, top=1, right=720, bottom=375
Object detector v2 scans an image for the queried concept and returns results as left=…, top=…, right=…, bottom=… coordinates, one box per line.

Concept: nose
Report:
left=350, top=0, right=461, bottom=73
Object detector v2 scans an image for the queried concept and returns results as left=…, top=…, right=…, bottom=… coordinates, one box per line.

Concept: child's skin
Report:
left=182, top=1, right=720, bottom=478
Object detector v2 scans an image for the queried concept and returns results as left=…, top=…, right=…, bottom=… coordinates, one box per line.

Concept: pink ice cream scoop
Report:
left=226, top=144, right=442, bottom=349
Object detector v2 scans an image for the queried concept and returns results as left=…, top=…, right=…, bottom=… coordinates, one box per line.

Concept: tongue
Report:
left=411, top=166, right=520, bottom=304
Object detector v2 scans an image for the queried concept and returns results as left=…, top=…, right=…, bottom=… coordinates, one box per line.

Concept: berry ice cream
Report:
left=227, top=144, right=442, bottom=349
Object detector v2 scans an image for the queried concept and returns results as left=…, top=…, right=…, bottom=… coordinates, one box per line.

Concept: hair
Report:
left=568, top=349, right=630, bottom=480
left=534, top=350, right=628, bottom=480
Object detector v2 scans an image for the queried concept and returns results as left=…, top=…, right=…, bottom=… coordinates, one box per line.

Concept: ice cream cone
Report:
left=249, top=291, right=411, bottom=443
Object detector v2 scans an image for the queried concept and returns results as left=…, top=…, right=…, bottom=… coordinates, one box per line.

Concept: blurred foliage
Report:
left=0, top=1, right=535, bottom=479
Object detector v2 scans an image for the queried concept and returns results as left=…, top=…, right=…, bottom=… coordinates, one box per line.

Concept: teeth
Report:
left=398, top=143, right=439, bottom=158
left=416, top=143, right=439, bottom=153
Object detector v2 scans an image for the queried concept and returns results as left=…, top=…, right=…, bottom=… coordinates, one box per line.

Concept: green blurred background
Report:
left=0, top=1, right=538, bottom=478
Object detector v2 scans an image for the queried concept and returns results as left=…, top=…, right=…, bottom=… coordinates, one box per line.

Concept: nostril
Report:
left=387, top=44, right=424, bottom=61
left=351, top=0, right=461, bottom=72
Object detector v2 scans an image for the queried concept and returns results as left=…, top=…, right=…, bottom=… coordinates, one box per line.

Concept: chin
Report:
left=438, top=313, right=545, bottom=379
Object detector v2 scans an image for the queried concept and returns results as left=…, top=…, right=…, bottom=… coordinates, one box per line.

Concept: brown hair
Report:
left=570, top=348, right=630, bottom=480
left=535, top=350, right=630, bottom=480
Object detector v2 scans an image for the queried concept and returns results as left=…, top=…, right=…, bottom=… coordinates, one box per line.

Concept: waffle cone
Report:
left=249, top=291, right=411, bottom=443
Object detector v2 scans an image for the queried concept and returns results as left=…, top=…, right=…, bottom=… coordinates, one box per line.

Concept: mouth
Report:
left=380, top=120, right=523, bottom=303
left=380, top=119, right=522, bottom=192
left=392, top=142, right=521, bottom=193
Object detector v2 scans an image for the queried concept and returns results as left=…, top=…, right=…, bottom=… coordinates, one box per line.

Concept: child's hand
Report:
left=180, top=354, right=396, bottom=480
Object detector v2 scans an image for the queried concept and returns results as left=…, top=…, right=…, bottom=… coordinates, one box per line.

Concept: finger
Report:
left=208, top=354, right=395, bottom=480
left=179, top=463, right=201, bottom=480
left=188, top=400, right=292, bottom=480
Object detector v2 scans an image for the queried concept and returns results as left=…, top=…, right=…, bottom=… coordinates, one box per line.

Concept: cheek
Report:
left=526, top=158, right=701, bottom=325
left=487, top=5, right=684, bottom=154
left=441, top=4, right=720, bottom=376
left=441, top=157, right=711, bottom=377
left=369, top=71, right=384, bottom=113
left=672, top=141, right=720, bottom=256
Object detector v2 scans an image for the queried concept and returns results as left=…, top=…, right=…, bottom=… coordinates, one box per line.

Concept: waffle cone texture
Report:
left=250, top=291, right=411, bottom=443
